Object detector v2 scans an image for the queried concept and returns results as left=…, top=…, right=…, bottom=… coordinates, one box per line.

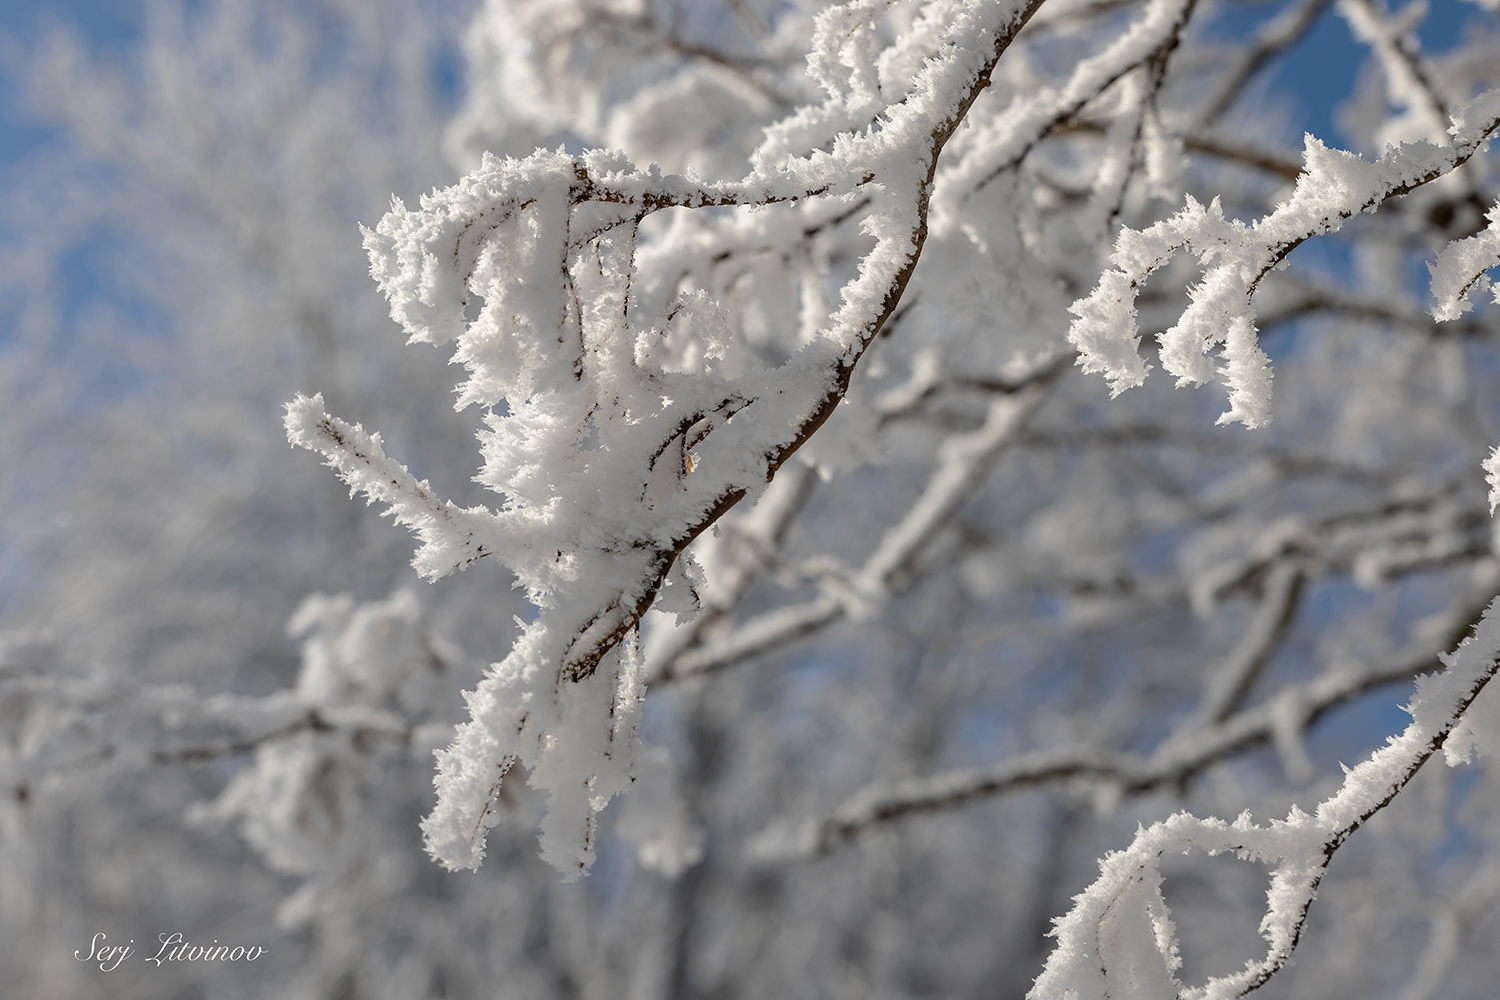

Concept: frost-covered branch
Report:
left=25, top=0, right=1500, bottom=994
left=1430, top=201, right=1500, bottom=320
left=643, top=463, right=819, bottom=685
left=652, top=355, right=1063, bottom=683
left=934, top=0, right=1202, bottom=216
left=1070, top=88, right=1500, bottom=426
left=285, top=395, right=504, bottom=579
left=753, top=576, right=1497, bottom=860
left=1030, top=597, right=1500, bottom=1000
left=291, top=0, right=1055, bottom=877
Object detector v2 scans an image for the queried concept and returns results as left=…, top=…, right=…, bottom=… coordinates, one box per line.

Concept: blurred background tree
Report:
left=3, top=0, right=1500, bottom=997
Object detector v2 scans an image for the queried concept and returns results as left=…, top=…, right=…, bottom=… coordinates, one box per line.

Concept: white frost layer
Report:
left=1031, top=598, right=1500, bottom=1000
left=1068, top=88, right=1500, bottom=428
left=291, top=0, right=1046, bottom=876
left=1429, top=202, right=1500, bottom=321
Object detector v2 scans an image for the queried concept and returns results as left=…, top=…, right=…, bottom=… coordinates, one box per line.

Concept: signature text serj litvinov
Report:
left=75, top=933, right=268, bottom=971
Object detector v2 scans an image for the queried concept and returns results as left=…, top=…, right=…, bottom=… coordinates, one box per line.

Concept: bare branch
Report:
left=755, top=584, right=1497, bottom=861
left=653, top=355, right=1064, bottom=683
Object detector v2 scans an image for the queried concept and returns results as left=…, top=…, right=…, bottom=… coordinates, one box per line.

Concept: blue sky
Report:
left=0, top=1, right=145, bottom=167
left=0, top=0, right=1480, bottom=172
left=1297, top=0, right=1480, bottom=141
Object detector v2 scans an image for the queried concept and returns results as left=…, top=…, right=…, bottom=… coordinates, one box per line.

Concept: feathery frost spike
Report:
left=1032, top=598, right=1500, bottom=1000
left=1487, top=448, right=1500, bottom=515
left=291, top=0, right=1057, bottom=876
left=1429, top=202, right=1500, bottom=321
left=1068, top=89, right=1500, bottom=427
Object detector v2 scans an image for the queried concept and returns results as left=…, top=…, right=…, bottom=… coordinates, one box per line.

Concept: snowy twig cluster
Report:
left=282, top=0, right=1500, bottom=927
left=1031, top=599, right=1500, bottom=1000
left=1071, top=90, right=1500, bottom=427
left=9, top=0, right=1481, bottom=993
left=289, top=0, right=1051, bottom=876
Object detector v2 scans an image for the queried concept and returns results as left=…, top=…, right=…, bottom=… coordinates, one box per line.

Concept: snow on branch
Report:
left=1487, top=448, right=1500, bottom=514
left=1429, top=200, right=1500, bottom=321
left=1028, top=597, right=1500, bottom=1000
left=652, top=355, right=1062, bottom=684
left=285, top=394, right=506, bottom=580
left=752, top=580, right=1497, bottom=862
left=934, top=0, right=1202, bottom=219
left=1069, top=88, right=1500, bottom=427
left=290, top=0, right=1053, bottom=877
